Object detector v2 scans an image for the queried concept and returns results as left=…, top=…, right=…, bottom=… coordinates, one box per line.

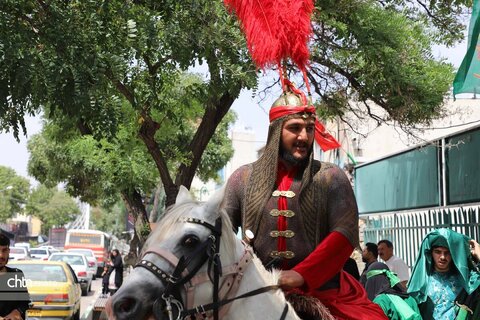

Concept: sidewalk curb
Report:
left=81, top=290, right=101, bottom=320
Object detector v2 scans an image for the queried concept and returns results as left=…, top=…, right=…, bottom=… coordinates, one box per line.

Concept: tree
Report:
left=1, top=0, right=252, bottom=205
left=305, top=0, right=463, bottom=129
left=25, top=185, right=81, bottom=234
left=0, top=166, right=30, bottom=222
left=27, top=79, right=235, bottom=244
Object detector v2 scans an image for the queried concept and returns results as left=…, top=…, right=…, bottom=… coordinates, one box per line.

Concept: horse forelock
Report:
left=142, top=198, right=237, bottom=262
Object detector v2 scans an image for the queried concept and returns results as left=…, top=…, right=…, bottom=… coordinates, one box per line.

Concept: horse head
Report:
left=106, top=186, right=240, bottom=320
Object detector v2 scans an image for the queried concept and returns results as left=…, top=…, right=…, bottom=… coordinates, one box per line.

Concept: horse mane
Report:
left=142, top=198, right=238, bottom=261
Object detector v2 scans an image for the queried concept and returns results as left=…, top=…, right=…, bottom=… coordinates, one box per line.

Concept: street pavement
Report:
left=81, top=277, right=102, bottom=320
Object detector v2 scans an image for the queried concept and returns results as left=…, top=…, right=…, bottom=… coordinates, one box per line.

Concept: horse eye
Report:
left=182, top=235, right=199, bottom=248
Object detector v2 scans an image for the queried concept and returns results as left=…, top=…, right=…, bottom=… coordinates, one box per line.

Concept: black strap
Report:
left=180, top=285, right=280, bottom=318
left=280, top=303, right=289, bottom=320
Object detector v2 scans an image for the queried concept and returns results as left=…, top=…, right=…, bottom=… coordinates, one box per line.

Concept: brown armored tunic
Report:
left=223, top=159, right=359, bottom=274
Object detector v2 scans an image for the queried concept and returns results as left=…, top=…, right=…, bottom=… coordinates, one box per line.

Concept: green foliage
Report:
left=0, top=166, right=30, bottom=222
left=197, top=111, right=236, bottom=182
left=0, top=0, right=255, bottom=138
left=371, top=0, right=472, bottom=47
left=25, top=185, right=80, bottom=234
left=27, top=72, right=236, bottom=207
left=90, top=202, right=126, bottom=237
left=27, top=117, right=159, bottom=206
left=310, top=0, right=457, bottom=125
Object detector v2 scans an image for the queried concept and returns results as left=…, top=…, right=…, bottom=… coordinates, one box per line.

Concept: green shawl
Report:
left=407, top=228, right=480, bottom=304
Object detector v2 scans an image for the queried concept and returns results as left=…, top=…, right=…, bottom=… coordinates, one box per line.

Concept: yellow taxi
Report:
left=9, top=260, right=82, bottom=320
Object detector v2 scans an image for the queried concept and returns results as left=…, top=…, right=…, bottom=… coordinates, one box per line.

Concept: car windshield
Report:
left=15, top=264, right=67, bottom=282
left=30, top=249, right=47, bottom=255
left=50, top=255, right=84, bottom=266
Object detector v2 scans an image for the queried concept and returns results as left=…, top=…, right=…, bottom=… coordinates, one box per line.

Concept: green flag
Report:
left=453, top=0, right=480, bottom=97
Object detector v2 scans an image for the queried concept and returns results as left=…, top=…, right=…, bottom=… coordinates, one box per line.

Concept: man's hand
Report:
left=469, top=239, right=480, bottom=262
left=3, top=309, right=23, bottom=320
left=278, top=270, right=304, bottom=290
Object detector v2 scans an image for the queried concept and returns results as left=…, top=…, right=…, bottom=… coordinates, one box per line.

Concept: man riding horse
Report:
left=222, top=80, right=387, bottom=319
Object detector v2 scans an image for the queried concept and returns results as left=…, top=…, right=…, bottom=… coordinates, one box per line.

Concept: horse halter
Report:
left=135, top=216, right=223, bottom=320
left=135, top=216, right=289, bottom=320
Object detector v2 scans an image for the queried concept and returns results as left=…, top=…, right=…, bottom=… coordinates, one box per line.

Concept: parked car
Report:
left=66, top=248, right=98, bottom=279
left=14, top=242, right=31, bottom=252
left=9, top=260, right=82, bottom=320
left=29, top=248, right=51, bottom=260
left=9, top=247, right=30, bottom=261
left=48, top=252, right=93, bottom=296
left=38, top=245, right=60, bottom=252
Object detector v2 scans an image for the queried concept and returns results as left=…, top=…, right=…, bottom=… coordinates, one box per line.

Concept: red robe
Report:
left=293, top=232, right=387, bottom=320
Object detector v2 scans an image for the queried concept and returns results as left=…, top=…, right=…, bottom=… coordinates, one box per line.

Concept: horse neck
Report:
left=224, top=242, right=300, bottom=320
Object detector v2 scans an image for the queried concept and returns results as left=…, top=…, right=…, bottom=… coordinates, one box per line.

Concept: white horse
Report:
left=106, top=186, right=329, bottom=320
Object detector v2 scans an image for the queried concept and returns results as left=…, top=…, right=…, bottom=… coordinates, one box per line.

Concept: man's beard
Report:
left=280, top=147, right=310, bottom=167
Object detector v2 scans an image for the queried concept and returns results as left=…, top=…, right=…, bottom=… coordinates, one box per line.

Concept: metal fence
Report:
left=362, top=203, right=480, bottom=269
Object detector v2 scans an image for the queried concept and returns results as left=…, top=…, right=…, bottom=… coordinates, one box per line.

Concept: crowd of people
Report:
left=358, top=231, right=480, bottom=319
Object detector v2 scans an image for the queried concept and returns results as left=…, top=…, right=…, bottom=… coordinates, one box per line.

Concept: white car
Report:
left=49, top=252, right=93, bottom=295
left=66, top=248, right=98, bottom=279
left=14, top=242, right=31, bottom=252
left=9, top=247, right=30, bottom=260
left=29, top=248, right=51, bottom=260
left=38, top=245, right=60, bottom=252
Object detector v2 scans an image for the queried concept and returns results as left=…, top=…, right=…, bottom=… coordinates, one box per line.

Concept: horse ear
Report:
left=176, top=185, right=193, bottom=205
left=204, top=186, right=226, bottom=219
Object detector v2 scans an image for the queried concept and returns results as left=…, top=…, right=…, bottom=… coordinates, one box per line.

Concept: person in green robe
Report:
left=407, top=228, right=480, bottom=320
left=365, top=262, right=422, bottom=320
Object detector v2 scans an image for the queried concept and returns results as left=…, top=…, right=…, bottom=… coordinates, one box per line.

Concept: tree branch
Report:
left=104, top=69, right=135, bottom=105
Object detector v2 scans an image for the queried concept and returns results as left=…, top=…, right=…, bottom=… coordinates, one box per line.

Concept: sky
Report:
left=0, top=35, right=469, bottom=183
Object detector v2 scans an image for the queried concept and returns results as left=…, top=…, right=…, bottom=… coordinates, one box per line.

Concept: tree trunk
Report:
left=174, top=93, right=235, bottom=193
left=138, top=93, right=235, bottom=207
left=120, top=189, right=150, bottom=249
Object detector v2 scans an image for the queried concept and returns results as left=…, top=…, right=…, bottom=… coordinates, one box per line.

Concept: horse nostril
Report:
left=114, top=296, right=138, bottom=316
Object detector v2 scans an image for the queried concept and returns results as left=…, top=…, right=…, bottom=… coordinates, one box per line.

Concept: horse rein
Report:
left=135, top=216, right=290, bottom=320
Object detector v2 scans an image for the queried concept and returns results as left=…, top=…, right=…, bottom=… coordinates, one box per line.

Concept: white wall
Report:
left=321, top=98, right=480, bottom=165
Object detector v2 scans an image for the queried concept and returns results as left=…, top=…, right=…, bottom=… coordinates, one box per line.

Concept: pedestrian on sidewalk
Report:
left=101, top=265, right=110, bottom=296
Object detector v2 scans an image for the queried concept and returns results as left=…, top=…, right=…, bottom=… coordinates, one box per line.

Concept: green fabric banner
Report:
left=453, top=0, right=480, bottom=97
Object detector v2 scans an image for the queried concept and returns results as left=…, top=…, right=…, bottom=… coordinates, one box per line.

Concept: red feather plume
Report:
left=224, top=0, right=314, bottom=71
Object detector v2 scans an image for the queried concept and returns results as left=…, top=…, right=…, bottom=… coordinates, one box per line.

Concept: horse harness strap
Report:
left=185, top=247, right=255, bottom=319
left=181, top=285, right=289, bottom=320
left=140, top=248, right=191, bottom=280
left=136, top=217, right=289, bottom=320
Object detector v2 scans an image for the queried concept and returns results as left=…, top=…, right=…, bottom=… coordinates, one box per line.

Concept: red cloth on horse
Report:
left=292, top=231, right=388, bottom=319
left=314, top=271, right=388, bottom=320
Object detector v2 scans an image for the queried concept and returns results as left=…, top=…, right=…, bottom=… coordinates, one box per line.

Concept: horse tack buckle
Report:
left=161, top=294, right=184, bottom=320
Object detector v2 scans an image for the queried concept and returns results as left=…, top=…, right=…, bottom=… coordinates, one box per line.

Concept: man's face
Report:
left=432, top=246, right=452, bottom=273
left=362, top=247, right=371, bottom=263
left=0, top=245, right=9, bottom=269
left=280, top=117, right=315, bottom=163
left=378, top=243, right=393, bottom=261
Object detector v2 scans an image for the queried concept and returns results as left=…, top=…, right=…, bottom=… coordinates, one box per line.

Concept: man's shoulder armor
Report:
left=312, top=160, right=337, bottom=173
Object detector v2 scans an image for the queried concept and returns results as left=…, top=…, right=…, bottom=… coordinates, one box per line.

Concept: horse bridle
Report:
left=135, top=216, right=289, bottom=320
